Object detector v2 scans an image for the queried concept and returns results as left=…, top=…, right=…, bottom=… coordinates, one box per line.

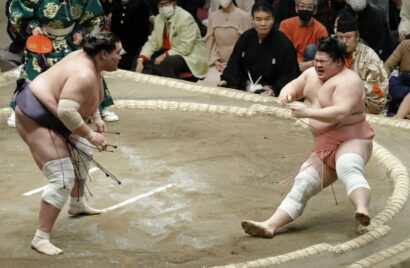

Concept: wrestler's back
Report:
left=29, top=51, right=102, bottom=118
left=303, top=67, right=366, bottom=134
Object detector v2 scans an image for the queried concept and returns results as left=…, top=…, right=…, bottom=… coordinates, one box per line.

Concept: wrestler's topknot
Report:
left=316, top=36, right=347, bottom=63
left=83, top=32, right=120, bottom=57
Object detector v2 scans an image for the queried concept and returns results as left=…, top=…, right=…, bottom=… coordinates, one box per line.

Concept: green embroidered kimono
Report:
left=9, top=0, right=113, bottom=108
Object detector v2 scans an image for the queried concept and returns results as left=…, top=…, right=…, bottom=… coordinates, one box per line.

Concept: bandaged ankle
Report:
left=35, top=229, right=50, bottom=240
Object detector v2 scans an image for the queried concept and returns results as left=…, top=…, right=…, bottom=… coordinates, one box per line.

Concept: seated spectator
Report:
left=210, top=0, right=255, bottom=15
left=336, top=11, right=389, bottom=115
left=218, top=1, right=300, bottom=96
left=0, top=0, right=24, bottom=72
left=398, top=0, right=410, bottom=42
left=384, top=39, right=410, bottom=118
left=201, top=0, right=251, bottom=85
left=274, top=0, right=333, bottom=34
left=135, top=0, right=208, bottom=79
left=110, top=0, right=150, bottom=70
left=279, top=0, right=328, bottom=72
left=343, top=0, right=392, bottom=60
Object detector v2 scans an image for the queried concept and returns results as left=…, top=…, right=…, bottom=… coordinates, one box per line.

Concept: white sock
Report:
left=35, top=229, right=50, bottom=240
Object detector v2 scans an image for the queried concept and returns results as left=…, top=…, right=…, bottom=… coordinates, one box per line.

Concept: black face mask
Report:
left=298, top=10, right=314, bottom=22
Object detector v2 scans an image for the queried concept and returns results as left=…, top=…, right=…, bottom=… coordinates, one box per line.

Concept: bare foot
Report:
left=355, top=212, right=370, bottom=226
left=31, top=237, right=63, bottom=255
left=241, top=220, right=274, bottom=238
left=68, top=203, right=103, bottom=216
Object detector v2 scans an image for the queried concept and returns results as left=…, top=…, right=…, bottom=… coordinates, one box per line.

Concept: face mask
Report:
left=159, top=5, right=175, bottom=18
left=219, top=0, right=232, bottom=8
left=349, top=0, right=366, bottom=12
left=298, top=10, right=314, bottom=22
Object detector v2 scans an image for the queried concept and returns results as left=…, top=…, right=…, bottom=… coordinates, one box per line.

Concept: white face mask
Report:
left=349, top=0, right=367, bottom=12
left=159, top=5, right=175, bottom=18
left=219, top=0, right=232, bottom=8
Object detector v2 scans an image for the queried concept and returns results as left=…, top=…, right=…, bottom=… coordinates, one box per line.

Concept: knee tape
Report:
left=336, top=153, right=371, bottom=196
left=41, top=157, right=75, bottom=209
left=278, top=163, right=322, bottom=220
left=72, top=137, right=93, bottom=180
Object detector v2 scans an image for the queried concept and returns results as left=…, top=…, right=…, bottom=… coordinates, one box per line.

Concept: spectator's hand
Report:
left=154, top=54, right=166, bottom=65
left=214, top=60, right=226, bottom=72
left=217, top=80, right=227, bottom=87
left=135, top=60, right=144, bottom=73
left=32, top=27, right=43, bottom=36
left=73, top=32, right=83, bottom=45
left=289, top=102, right=310, bottom=118
left=399, top=31, right=408, bottom=42
left=94, top=118, right=106, bottom=133
left=261, top=87, right=274, bottom=96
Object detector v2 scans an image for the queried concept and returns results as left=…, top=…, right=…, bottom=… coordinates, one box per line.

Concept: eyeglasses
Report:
left=297, top=4, right=316, bottom=11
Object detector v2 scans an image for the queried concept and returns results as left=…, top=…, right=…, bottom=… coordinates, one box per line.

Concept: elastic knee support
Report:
left=41, top=157, right=75, bottom=209
left=72, top=137, right=93, bottom=180
left=278, top=163, right=322, bottom=220
left=336, top=153, right=371, bottom=196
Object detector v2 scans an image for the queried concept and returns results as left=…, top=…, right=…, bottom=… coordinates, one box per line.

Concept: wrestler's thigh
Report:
left=15, top=107, right=69, bottom=169
left=335, top=139, right=373, bottom=164
left=305, top=152, right=337, bottom=188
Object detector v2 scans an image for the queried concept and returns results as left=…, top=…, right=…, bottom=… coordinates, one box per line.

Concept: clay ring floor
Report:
left=0, top=70, right=410, bottom=268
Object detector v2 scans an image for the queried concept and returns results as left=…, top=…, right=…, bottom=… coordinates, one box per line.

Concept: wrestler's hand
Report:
left=289, top=102, right=310, bottom=118
left=94, top=118, right=106, bottom=133
left=278, top=91, right=293, bottom=105
left=32, top=27, right=43, bottom=36
left=89, top=132, right=107, bottom=152
left=73, top=32, right=83, bottom=45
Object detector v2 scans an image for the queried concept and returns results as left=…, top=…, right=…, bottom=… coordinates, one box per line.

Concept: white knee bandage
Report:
left=72, top=137, right=93, bottom=180
left=41, top=157, right=75, bottom=209
left=336, top=153, right=371, bottom=196
left=278, top=163, right=322, bottom=220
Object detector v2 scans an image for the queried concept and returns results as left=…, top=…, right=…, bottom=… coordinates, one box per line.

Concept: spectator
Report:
left=336, top=11, right=389, bottom=115
left=110, top=0, right=150, bottom=70
left=279, top=0, right=328, bottom=72
left=398, top=0, right=410, bottom=42
left=7, top=0, right=119, bottom=127
left=274, top=0, right=333, bottom=34
left=135, top=0, right=208, bottom=80
left=210, top=0, right=255, bottom=15
left=201, top=0, right=251, bottom=85
left=384, top=39, right=410, bottom=118
left=343, top=0, right=392, bottom=60
left=218, top=1, right=300, bottom=96
left=0, top=0, right=24, bottom=72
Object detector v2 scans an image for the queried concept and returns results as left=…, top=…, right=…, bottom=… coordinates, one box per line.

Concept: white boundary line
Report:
left=101, top=184, right=174, bottom=212
left=22, top=167, right=99, bottom=196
